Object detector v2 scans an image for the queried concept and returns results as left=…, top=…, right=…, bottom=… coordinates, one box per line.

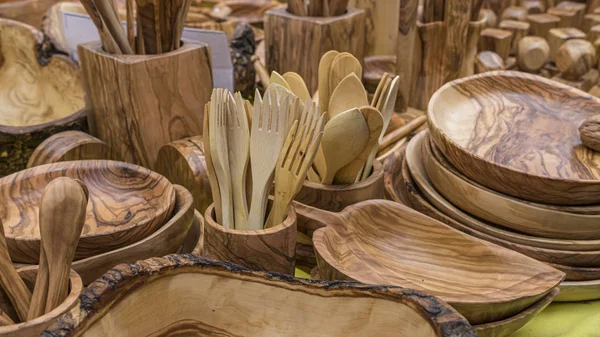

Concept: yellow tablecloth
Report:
left=294, top=269, right=600, bottom=336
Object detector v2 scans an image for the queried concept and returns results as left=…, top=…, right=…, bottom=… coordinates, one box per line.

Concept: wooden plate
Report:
left=0, top=160, right=176, bottom=264
left=312, top=200, right=564, bottom=325
left=555, top=279, right=600, bottom=302
left=43, top=255, right=477, bottom=337
left=423, top=131, right=600, bottom=243
left=428, top=71, right=600, bottom=205
left=407, top=132, right=600, bottom=268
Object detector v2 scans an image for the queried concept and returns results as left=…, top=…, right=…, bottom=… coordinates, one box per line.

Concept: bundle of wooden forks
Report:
left=204, top=86, right=325, bottom=230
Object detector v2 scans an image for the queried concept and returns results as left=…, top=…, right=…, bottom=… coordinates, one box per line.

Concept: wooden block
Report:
left=501, top=6, right=528, bottom=21
left=481, top=8, right=498, bottom=28
left=475, top=51, right=505, bottom=73
left=547, top=7, right=579, bottom=28
left=548, top=27, right=586, bottom=62
left=78, top=40, right=211, bottom=170
left=588, top=25, right=600, bottom=42
left=556, top=39, right=597, bottom=80
left=527, top=13, right=560, bottom=39
left=348, top=0, right=399, bottom=56
left=522, top=0, right=545, bottom=14
left=552, top=68, right=600, bottom=92
left=584, top=14, right=600, bottom=33
left=499, top=19, right=531, bottom=54
left=517, top=36, right=550, bottom=72
left=479, top=28, right=514, bottom=59
left=265, top=7, right=366, bottom=95
left=555, top=1, right=586, bottom=27
left=505, top=56, right=518, bottom=69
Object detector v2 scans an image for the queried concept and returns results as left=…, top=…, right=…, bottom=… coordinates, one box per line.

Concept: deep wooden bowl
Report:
left=0, top=160, right=176, bottom=264
left=0, top=267, right=81, bottom=337
left=42, top=255, right=477, bottom=337
left=0, top=19, right=86, bottom=176
left=312, top=199, right=564, bottom=325
left=555, top=279, right=600, bottom=302
left=428, top=71, right=600, bottom=205
left=14, top=185, right=194, bottom=285
left=423, top=132, right=600, bottom=241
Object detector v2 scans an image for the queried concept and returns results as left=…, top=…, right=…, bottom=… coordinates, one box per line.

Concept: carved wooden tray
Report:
left=428, top=71, right=600, bottom=205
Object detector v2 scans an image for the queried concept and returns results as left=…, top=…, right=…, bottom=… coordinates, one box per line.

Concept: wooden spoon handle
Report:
left=379, top=115, right=427, bottom=150
left=0, top=309, right=14, bottom=326
left=27, top=244, right=49, bottom=320
left=95, top=0, right=134, bottom=54
left=0, top=220, right=31, bottom=322
left=80, top=0, right=121, bottom=53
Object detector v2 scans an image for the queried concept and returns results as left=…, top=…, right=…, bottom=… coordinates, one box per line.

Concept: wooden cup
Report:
left=203, top=201, right=297, bottom=275
left=0, top=268, right=82, bottom=337
left=78, top=40, right=212, bottom=170
left=265, top=7, right=366, bottom=94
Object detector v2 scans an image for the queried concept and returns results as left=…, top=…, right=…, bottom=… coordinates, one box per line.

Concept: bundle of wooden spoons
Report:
left=80, top=0, right=192, bottom=54
left=204, top=86, right=325, bottom=230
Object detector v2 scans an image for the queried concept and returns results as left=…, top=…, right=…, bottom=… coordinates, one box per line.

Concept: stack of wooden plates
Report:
left=387, top=71, right=600, bottom=304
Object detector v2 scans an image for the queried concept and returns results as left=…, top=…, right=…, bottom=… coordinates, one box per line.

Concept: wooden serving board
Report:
left=428, top=71, right=600, bottom=205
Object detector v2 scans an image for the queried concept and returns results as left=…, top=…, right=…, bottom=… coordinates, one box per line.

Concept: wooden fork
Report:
left=227, top=92, right=250, bottom=229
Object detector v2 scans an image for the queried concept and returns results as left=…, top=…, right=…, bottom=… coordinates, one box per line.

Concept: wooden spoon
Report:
left=79, top=0, right=121, bottom=53
left=318, top=50, right=339, bottom=114
left=94, top=0, right=134, bottom=54
left=0, top=219, right=31, bottom=321
left=320, top=108, right=369, bottom=184
left=327, top=73, right=369, bottom=119
left=328, top=52, right=362, bottom=99
left=371, top=72, right=390, bottom=108
left=203, top=103, right=222, bottom=224
left=334, top=106, right=383, bottom=184
left=283, top=72, right=311, bottom=102
left=40, top=177, right=88, bottom=314
left=227, top=93, right=250, bottom=230
left=269, top=71, right=292, bottom=91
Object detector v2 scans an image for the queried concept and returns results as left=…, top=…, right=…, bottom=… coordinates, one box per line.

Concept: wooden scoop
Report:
left=283, top=72, right=311, bottom=102
left=320, top=108, right=369, bottom=184
left=37, top=178, right=88, bottom=315
left=0, top=219, right=31, bottom=321
left=327, top=73, right=369, bottom=119
left=269, top=71, right=292, bottom=91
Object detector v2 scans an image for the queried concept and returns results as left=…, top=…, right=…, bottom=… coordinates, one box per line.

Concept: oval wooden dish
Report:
left=428, top=71, right=600, bottom=205
left=0, top=18, right=86, bottom=176
left=0, top=160, right=176, bottom=264
left=556, top=279, right=600, bottom=302
left=311, top=199, right=564, bottom=325
left=42, top=255, right=477, bottom=337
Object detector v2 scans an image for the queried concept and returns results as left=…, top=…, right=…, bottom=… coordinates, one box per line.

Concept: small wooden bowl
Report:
left=42, top=255, right=477, bottom=337
left=0, top=0, right=59, bottom=27
left=0, top=267, right=82, bottom=337
left=16, top=185, right=194, bottom=285
left=0, top=18, right=86, bottom=177
left=0, top=160, right=176, bottom=264
left=428, top=71, right=600, bottom=205
left=556, top=279, right=600, bottom=302
left=363, top=55, right=396, bottom=93
left=203, top=202, right=297, bottom=274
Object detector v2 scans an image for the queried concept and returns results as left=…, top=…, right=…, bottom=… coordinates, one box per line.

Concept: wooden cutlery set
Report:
left=204, top=86, right=324, bottom=230
left=287, top=0, right=349, bottom=17
left=80, top=0, right=192, bottom=54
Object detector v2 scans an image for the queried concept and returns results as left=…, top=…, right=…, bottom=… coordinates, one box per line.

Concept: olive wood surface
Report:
left=0, top=0, right=59, bottom=27
left=43, top=255, right=476, bottom=337
left=422, top=132, right=600, bottom=242
left=555, top=279, right=600, bottom=302
left=312, top=199, right=564, bottom=325
left=0, top=160, right=175, bottom=264
left=428, top=71, right=600, bottom=205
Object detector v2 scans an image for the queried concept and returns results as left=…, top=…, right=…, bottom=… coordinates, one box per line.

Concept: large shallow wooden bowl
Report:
left=428, top=71, right=600, bottom=205
left=424, top=133, right=600, bottom=241
left=312, top=199, right=564, bottom=325
left=555, top=279, right=600, bottom=302
left=43, top=255, right=477, bottom=337
left=0, top=267, right=81, bottom=337
left=0, top=19, right=86, bottom=176
left=0, top=160, right=176, bottom=264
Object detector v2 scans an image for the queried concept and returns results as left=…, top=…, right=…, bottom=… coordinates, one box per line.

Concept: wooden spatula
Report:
left=283, top=72, right=311, bottom=102
left=0, top=219, right=31, bottom=321
left=371, top=72, right=391, bottom=108
left=227, top=93, right=250, bottom=230
left=203, top=103, right=222, bottom=224
left=328, top=52, right=362, bottom=98
left=40, top=178, right=88, bottom=314
left=320, top=108, right=369, bottom=184
left=318, top=50, right=339, bottom=114
left=327, top=73, right=369, bottom=119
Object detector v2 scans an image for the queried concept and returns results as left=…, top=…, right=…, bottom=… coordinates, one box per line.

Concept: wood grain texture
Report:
left=428, top=71, right=600, bottom=205
left=78, top=40, right=210, bottom=170
left=552, top=263, right=600, bottom=281
left=43, top=255, right=476, bottom=337
left=0, top=268, right=80, bottom=336
left=155, top=136, right=212, bottom=215
left=478, top=28, right=513, bottom=59
left=517, top=36, right=550, bottom=72
left=547, top=7, right=579, bottom=28
left=501, top=5, right=528, bottom=21
left=0, top=160, right=175, bottom=264
left=18, top=185, right=194, bottom=285
left=580, top=115, right=600, bottom=152
left=552, top=68, right=600, bottom=92
left=556, top=38, right=596, bottom=80
left=0, top=220, right=30, bottom=322
left=27, top=131, right=119, bottom=169
left=475, top=51, right=505, bottom=73
left=395, top=0, right=417, bottom=112
left=265, top=7, right=365, bottom=95
left=459, top=13, right=488, bottom=78
left=312, top=199, right=564, bottom=325
left=0, top=0, right=59, bottom=27
left=548, top=27, right=586, bottom=62
left=527, top=13, right=560, bottom=39
left=347, top=0, right=399, bottom=56
left=499, top=19, right=530, bottom=53
left=0, top=19, right=87, bottom=177
left=555, top=279, right=600, bottom=302
left=203, top=202, right=297, bottom=274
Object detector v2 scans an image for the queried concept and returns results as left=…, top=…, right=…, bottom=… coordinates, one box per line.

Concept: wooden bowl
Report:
left=552, top=263, right=600, bottom=281
left=0, top=267, right=81, bottom=337
left=363, top=55, right=396, bottom=93
left=555, top=279, right=600, bottom=302
left=16, top=185, right=194, bottom=285
left=0, top=0, right=59, bottom=27
left=0, top=160, right=176, bottom=264
left=0, top=19, right=86, bottom=177
left=428, top=71, right=600, bottom=205
left=423, top=132, right=600, bottom=241
left=203, top=201, right=297, bottom=274
left=406, top=133, right=600, bottom=268
left=42, top=255, right=477, bottom=337
left=312, top=199, right=564, bottom=325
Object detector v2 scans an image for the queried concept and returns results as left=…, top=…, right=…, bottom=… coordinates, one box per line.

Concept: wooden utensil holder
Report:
left=265, top=7, right=366, bottom=94
left=0, top=267, right=82, bottom=337
left=203, top=201, right=297, bottom=275
left=78, top=40, right=212, bottom=170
